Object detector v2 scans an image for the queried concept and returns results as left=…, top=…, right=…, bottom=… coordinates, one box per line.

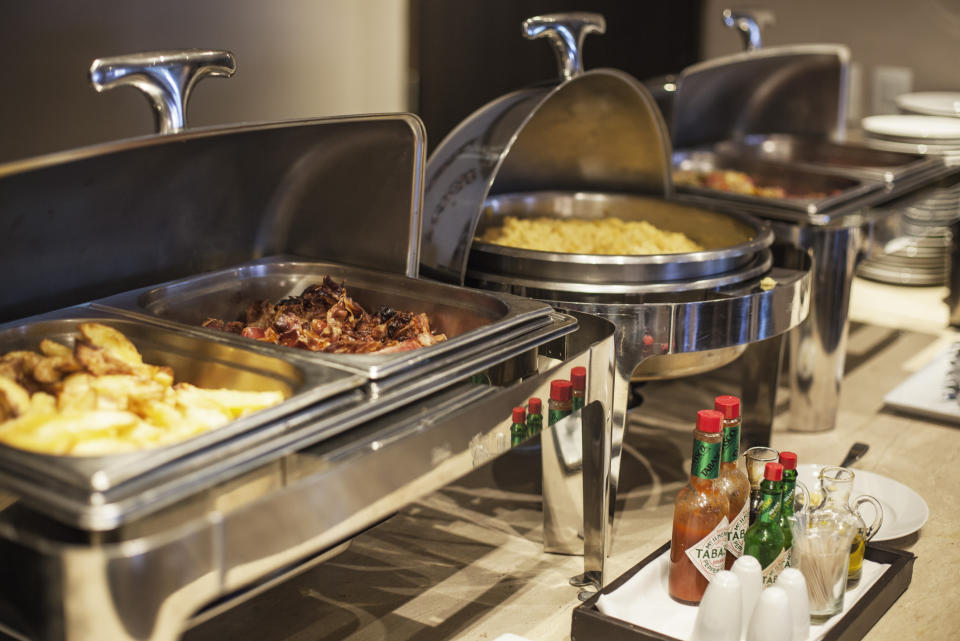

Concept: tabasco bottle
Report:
left=527, top=397, right=543, bottom=435
left=668, top=409, right=730, bottom=604
left=743, top=462, right=787, bottom=586
left=548, top=380, right=573, bottom=425
left=778, top=451, right=799, bottom=566
left=510, top=406, right=527, bottom=447
left=570, top=366, right=586, bottom=411
left=715, top=395, right=750, bottom=570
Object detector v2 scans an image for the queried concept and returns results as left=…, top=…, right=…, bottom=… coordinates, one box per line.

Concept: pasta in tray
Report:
left=477, top=216, right=704, bottom=255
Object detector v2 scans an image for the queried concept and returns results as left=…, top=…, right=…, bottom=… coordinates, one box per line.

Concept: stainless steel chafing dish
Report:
left=667, top=41, right=960, bottom=432
left=420, top=12, right=811, bottom=588
left=0, top=50, right=619, bottom=641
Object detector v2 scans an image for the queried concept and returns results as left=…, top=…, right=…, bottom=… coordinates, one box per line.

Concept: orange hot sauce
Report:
left=669, top=409, right=730, bottom=604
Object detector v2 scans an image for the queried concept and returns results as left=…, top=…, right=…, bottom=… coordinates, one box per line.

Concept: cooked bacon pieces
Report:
left=201, top=277, right=448, bottom=354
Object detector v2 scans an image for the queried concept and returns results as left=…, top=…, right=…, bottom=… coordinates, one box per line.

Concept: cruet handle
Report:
left=853, top=494, right=884, bottom=541
left=793, top=480, right=812, bottom=514
left=89, top=49, right=237, bottom=134
left=522, top=12, right=606, bottom=81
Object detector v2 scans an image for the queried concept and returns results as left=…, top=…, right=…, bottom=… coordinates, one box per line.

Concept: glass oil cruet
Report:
left=807, top=466, right=883, bottom=585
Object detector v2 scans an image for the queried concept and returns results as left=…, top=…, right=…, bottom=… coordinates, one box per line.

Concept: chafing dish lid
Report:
left=420, top=13, right=672, bottom=285
left=672, top=44, right=850, bottom=149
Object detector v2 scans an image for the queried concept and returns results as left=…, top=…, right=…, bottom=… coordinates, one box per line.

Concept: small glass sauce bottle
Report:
left=669, top=409, right=730, bottom=604
left=743, top=462, right=787, bottom=586
left=526, top=397, right=543, bottom=435
left=548, top=380, right=573, bottom=425
left=715, top=395, right=750, bottom=570
left=510, top=406, right=527, bottom=447
left=570, top=366, right=586, bottom=411
left=778, top=451, right=799, bottom=566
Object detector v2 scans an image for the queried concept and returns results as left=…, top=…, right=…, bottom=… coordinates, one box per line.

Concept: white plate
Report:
left=896, top=91, right=960, bottom=117
left=884, top=347, right=960, bottom=424
left=796, top=463, right=929, bottom=541
left=862, top=114, right=960, bottom=141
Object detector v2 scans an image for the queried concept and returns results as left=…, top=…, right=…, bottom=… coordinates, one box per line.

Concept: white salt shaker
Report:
left=690, top=570, right=742, bottom=641
left=777, top=568, right=811, bottom=641
left=747, top=586, right=793, bottom=641
left=731, top=555, right=763, bottom=641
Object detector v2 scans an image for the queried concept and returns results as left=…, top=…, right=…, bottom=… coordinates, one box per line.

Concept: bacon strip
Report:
left=202, top=277, right=447, bottom=354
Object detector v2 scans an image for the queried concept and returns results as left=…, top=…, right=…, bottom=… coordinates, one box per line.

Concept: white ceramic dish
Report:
left=896, top=91, right=960, bottom=117
left=862, top=114, right=960, bottom=142
left=883, top=347, right=960, bottom=424
left=796, top=463, right=929, bottom=541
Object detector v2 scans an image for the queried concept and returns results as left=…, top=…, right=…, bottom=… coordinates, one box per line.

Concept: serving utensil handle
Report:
left=721, top=8, right=775, bottom=52
left=522, top=12, right=605, bottom=81
left=89, top=49, right=237, bottom=134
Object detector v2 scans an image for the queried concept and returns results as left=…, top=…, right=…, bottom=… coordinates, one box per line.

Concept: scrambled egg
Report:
left=478, top=216, right=703, bottom=255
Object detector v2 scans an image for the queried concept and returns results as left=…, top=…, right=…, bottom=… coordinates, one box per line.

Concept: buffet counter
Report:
left=174, top=276, right=960, bottom=641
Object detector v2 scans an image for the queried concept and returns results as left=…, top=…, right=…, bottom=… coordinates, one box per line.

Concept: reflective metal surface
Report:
left=721, top=8, right=775, bottom=52
left=0, top=308, right=362, bottom=529
left=672, top=44, right=850, bottom=149
left=0, top=114, right=426, bottom=322
left=674, top=149, right=880, bottom=215
left=471, top=191, right=774, bottom=286
left=0, top=310, right=612, bottom=641
left=713, top=134, right=941, bottom=184
left=471, top=246, right=811, bottom=562
left=522, top=12, right=605, bottom=81
left=90, top=49, right=237, bottom=134
left=98, top=257, right=555, bottom=382
left=420, top=13, right=671, bottom=284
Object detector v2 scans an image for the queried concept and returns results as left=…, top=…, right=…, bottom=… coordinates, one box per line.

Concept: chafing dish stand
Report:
left=420, top=13, right=812, bottom=591
left=0, top=103, right=617, bottom=641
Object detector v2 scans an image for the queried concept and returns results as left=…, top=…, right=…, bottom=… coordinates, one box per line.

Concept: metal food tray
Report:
left=0, top=308, right=363, bottom=496
left=469, top=191, right=774, bottom=286
left=97, top=256, right=556, bottom=381
left=0, top=306, right=577, bottom=531
left=712, top=134, right=944, bottom=184
left=672, top=150, right=882, bottom=215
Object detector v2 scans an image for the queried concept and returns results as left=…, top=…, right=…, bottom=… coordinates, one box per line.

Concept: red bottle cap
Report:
left=570, top=366, right=587, bottom=390
left=714, top=395, right=741, bottom=419
left=512, top=407, right=526, bottom=424
left=528, top=397, right=542, bottom=414
left=696, top=409, right=724, bottom=433
left=779, top=451, right=798, bottom=470
left=550, top=380, right=572, bottom=402
left=764, top=462, right=784, bottom=481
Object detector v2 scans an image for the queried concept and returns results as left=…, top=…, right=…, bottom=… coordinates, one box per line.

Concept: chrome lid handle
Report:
left=523, top=12, right=606, bottom=81
left=721, top=8, right=775, bottom=51
left=90, top=49, right=237, bottom=134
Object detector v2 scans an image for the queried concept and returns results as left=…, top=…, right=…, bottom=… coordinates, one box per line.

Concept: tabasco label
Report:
left=761, top=548, right=790, bottom=587
left=726, top=501, right=749, bottom=558
left=685, top=516, right=730, bottom=582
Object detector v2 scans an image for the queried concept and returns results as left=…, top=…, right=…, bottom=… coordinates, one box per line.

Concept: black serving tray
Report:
left=572, top=541, right=916, bottom=641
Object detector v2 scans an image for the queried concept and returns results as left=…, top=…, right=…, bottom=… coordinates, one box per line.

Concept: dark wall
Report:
left=410, top=0, right=702, bottom=152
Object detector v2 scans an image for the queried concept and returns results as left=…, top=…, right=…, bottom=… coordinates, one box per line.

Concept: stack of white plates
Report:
left=896, top=91, right=960, bottom=118
left=858, top=106, right=960, bottom=286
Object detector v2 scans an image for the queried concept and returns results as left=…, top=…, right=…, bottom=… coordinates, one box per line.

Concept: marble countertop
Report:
left=185, top=278, right=960, bottom=641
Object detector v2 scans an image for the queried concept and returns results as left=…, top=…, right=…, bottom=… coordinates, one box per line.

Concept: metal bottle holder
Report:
left=421, top=12, right=811, bottom=590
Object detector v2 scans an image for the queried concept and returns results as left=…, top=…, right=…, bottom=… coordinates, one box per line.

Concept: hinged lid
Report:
left=0, top=114, right=426, bottom=321
left=420, top=12, right=671, bottom=285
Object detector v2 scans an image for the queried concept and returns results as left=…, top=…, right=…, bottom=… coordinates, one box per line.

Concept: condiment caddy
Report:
left=571, top=396, right=914, bottom=641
